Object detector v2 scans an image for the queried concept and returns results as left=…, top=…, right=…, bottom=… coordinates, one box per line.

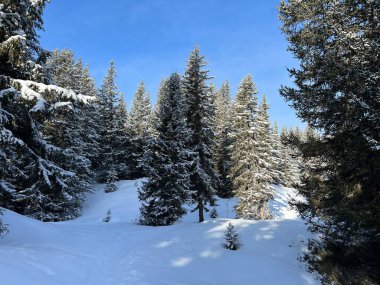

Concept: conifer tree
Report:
left=0, top=0, right=49, bottom=81
left=230, top=75, right=271, bottom=220
left=0, top=0, right=91, bottom=221
left=255, top=95, right=274, bottom=203
left=114, top=95, right=131, bottom=179
left=270, top=122, right=285, bottom=185
left=182, top=47, right=217, bottom=223
left=138, top=73, right=190, bottom=226
left=279, top=1, right=380, bottom=283
left=127, top=81, right=152, bottom=178
left=222, top=222, right=241, bottom=250
left=97, top=61, right=122, bottom=186
left=214, top=81, right=233, bottom=198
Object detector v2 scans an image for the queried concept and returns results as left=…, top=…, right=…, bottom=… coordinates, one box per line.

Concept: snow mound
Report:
left=0, top=181, right=320, bottom=285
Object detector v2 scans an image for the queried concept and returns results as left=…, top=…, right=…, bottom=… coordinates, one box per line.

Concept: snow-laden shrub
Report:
left=103, top=209, right=111, bottom=223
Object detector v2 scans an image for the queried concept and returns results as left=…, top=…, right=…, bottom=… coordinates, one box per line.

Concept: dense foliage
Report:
left=279, top=0, right=380, bottom=283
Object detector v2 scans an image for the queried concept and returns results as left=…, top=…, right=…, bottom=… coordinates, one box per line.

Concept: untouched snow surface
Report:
left=0, top=180, right=320, bottom=285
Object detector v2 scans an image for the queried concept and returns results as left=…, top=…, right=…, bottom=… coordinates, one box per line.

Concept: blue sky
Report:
left=40, top=0, right=302, bottom=129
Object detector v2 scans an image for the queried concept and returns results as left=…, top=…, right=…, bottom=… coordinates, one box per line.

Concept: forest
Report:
left=0, top=1, right=379, bottom=285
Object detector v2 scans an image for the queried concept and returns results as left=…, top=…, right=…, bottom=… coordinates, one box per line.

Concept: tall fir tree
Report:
left=214, top=80, right=233, bottom=198
left=127, top=81, right=152, bottom=178
left=279, top=1, right=380, bottom=283
left=182, top=47, right=217, bottom=223
left=270, top=122, right=285, bottom=185
left=97, top=61, right=122, bottom=189
left=138, top=73, right=190, bottom=226
left=255, top=95, right=274, bottom=204
left=230, top=75, right=271, bottom=220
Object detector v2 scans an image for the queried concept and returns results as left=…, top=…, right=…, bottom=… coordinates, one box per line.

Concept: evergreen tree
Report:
left=113, top=95, right=131, bottom=179
left=0, top=209, right=8, bottom=237
left=255, top=95, right=274, bottom=202
left=279, top=1, right=380, bottom=283
left=0, top=0, right=91, bottom=221
left=46, top=49, right=77, bottom=90
left=214, top=81, right=233, bottom=198
left=0, top=0, right=49, bottom=81
left=97, top=61, right=123, bottom=185
left=127, top=81, right=152, bottom=178
left=182, top=47, right=217, bottom=223
left=230, top=75, right=271, bottom=220
left=150, top=78, right=168, bottom=137
left=222, top=222, right=241, bottom=250
left=270, top=122, right=285, bottom=185
left=138, top=73, right=190, bottom=226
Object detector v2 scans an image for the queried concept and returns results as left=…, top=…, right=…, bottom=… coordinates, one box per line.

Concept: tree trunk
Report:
left=198, top=198, right=204, bottom=223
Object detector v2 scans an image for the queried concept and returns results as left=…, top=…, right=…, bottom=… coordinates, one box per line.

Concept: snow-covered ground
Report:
left=0, top=180, right=320, bottom=285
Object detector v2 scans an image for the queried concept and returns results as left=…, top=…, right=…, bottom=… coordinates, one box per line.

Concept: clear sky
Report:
left=39, top=0, right=302, bottom=129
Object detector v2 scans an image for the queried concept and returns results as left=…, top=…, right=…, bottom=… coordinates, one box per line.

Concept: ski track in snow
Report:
left=0, top=180, right=320, bottom=285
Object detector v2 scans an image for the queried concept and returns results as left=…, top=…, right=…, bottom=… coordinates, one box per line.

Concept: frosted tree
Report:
left=127, top=81, right=152, bottom=178
left=230, top=75, right=271, bottom=220
left=182, top=47, right=217, bottom=223
left=138, top=73, right=190, bottom=226
left=214, top=81, right=233, bottom=198
left=113, top=95, right=132, bottom=179
left=254, top=95, right=274, bottom=205
left=0, top=0, right=91, bottom=221
left=150, top=78, right=168, bottom=137
left=97, top=61, right=122, bottom=190
left=279, top=1, right=380, bottom=282
left=270, top=122, right=286, bottom=185
left=0, top=0, right=49, bottom=81
left=222, top=222, right=241, bottom=250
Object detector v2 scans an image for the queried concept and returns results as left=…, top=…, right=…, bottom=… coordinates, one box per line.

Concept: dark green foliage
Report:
left=214, top=81, right=233, bottom=199
left=138, top=73, right=189, bottom=226
left=96, top=61, right=131, bottom=183
left=222, top=222, right=241, bottom=250
left=210, top=207, right=218, bottom=219
left=127, top=81, right=152, bottom=178
left=182, top=47, right=217, bottom=223
left=279, top=1, right=380, bottom=283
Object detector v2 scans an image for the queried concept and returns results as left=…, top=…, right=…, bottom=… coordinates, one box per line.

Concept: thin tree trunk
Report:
left=198, top=198, right=204, bottom=223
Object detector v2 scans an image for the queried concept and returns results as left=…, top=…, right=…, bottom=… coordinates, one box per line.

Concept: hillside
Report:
left=0, top=180, right=320, bottom=285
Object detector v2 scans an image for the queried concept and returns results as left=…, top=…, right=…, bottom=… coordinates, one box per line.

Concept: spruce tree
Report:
left=127, top=81, right=152, bottom=178
left=0, top=0, right=91, bottom=221
left=279, top=1, right=380, bottom=283
left=182, top=47, right=217, bottom=223
left=214, top=81, right=233, bottom=198
left=222, top=222, right=241, bottom=250
left=97, top=61, right=122, bottom=185
left=230, top=75, right=271, bottom=220
left=138, top=73, right=189, bottom=226
left=255, top=95, right=274, bottom=205
left=270, top=122, right=285, bottom=185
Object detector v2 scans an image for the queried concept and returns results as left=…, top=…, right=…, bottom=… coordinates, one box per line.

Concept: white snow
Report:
left=0, top=180, right=320, bottom=285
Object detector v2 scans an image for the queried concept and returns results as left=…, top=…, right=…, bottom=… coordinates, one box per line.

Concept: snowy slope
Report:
left=0, top=180, right=320, bottom=285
